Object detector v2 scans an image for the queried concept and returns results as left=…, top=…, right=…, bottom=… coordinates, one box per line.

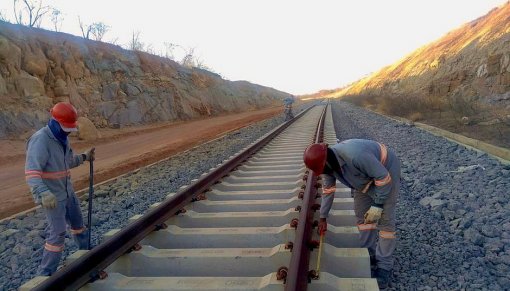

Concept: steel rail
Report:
left=33, top=105, right=315, bottom=291
left=285, top=102, right=327, bottom=291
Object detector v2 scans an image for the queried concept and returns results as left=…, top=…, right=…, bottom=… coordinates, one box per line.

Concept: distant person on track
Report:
left=283, top=96, right=295, bottom=121
left=25, top=102, right=95, bottom=276
left=303, top=139, right=400, bottom=289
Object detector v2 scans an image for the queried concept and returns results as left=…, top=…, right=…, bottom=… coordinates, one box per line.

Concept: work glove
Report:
left=82, top=147, right=95, bottom=162
left=40, top=191, right=57, bottom=209
left=364, top=206, right=383, bottom=224
left=318, top=218, right=327, bottom=235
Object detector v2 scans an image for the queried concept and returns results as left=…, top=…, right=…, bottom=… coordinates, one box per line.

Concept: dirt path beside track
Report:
left=0, top=107, right=283, bottom=219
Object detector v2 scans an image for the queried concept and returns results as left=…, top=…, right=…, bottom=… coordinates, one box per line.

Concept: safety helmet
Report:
left=303, top=143, right=328, bottom=175
left=50, top=102, right=78, bottom=132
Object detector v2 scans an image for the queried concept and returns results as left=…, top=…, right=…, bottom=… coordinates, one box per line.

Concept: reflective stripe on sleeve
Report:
left=374, top=173, right=392, bottom=186
left=25, top=170, right=71, bottom=180
left=378, top=143, right=388, bottom=165
left=379, top=231, right=396, bottom=239
left=357, top=223, right=377, bottom=231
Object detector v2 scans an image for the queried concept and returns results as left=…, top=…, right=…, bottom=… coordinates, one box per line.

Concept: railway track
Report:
left=22, top=103, right=378, bottom=291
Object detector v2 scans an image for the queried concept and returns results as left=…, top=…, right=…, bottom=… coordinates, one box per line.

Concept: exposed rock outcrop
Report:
left=0, top=21, right=291, bottom=138
left=331, top=3, right=510, bottom=111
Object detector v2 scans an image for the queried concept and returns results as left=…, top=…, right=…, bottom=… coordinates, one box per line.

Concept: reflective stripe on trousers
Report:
left=37, top=193, right=88, bottom=276
left=353, top=148, right=400, bottom=271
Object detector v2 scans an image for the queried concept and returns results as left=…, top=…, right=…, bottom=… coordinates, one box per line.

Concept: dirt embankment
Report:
left=0, top=105, right=291, bottom=219
left=326, top=3, right=510, bottom=148
left=0, top=21, right=292, bottom=139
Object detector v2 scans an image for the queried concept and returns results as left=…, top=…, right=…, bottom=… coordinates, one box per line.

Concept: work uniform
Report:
left=320, top=139, right=401, bottom=271
left=283, top=97, right=294, bottom=121
left=25, top=124, right=88, bottom=275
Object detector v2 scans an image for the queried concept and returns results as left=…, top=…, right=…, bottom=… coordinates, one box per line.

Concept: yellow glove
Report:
left=364, top=206, right=383, bottom=223
left=40, top=191, right=57, bottom=209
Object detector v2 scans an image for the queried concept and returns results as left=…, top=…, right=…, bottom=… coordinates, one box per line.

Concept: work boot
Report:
left=73, top=230, right=89, bottom=250
left=38, top=249, right=63, bottom=276
left=375, top=268, right=392, bottom=289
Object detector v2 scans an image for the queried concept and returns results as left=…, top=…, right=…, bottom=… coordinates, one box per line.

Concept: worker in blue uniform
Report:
left=303, top=139, right=401, bottom=289
left=25, top=102, right=95, bottom=276
left=283, top=96, right=295, bottom=121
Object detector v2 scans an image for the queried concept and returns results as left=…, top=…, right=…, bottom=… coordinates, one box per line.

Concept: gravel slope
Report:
left=0, top=109, right=302, bottom=291
left=331, top=101, right=510, bottom=291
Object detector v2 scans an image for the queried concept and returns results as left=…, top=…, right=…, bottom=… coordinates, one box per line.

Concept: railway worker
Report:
left=303, top=139, right=400, bottom=289
left=25, top=102, right=95, bottom=276
left=283, top=95, right=295, bottom=121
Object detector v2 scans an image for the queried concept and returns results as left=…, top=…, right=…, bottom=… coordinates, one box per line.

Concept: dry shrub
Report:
left=341, top=94, right=379, bottom=108
left=408, top=112, right=424, bottom=121
left=446, top=94, right=480, bottom=119
left=376, top=94, right=429, bottom=118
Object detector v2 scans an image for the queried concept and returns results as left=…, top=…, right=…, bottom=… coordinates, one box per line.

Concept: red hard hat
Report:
left=303, top=143, right=328, bottom=175
left=50, top=102, right=78, bottom=131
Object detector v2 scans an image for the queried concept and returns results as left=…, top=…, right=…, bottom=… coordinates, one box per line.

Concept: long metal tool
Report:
left=316, top=234, right=324, bottom=276
left=87, top=155, right=94, bottom=250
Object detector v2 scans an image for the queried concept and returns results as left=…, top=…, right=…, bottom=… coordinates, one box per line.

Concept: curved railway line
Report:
left=22, top=103, right=378, bottom=291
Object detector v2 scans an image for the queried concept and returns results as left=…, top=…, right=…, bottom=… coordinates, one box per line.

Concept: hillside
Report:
left=329, top=2, right=510, bottom=147
left=0, top=21, right=291, bottom=138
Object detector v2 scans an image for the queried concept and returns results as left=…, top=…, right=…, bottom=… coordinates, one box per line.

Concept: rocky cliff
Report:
left=331, top=2, right=510, bottom=115
left=0, top=21, right=290, bottom=138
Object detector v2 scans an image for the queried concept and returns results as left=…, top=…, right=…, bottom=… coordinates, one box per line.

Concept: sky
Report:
left=0, top=0, right=508, bottom=95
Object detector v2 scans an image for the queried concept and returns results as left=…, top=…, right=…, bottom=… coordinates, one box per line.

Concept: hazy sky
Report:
left=0, top=0, right=507, bottom=94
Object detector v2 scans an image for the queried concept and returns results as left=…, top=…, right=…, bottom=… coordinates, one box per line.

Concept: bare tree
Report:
left=128, top=31, right=144, bottom=51
left=0, top=10, right=8, bottom=21
left=181, top=47, right=196, bottom=68
left=145, top=43, right=156, bottom=54
left=108, top=37, right=120, bottom=46
left=79, top=18, right=110, bottom=41
left=78, top=16, right=92, bottom=39
left=13, top=0, right=50, bottom=27
left=90, top=22, right=109, bottom=41
left=163, top=42, right=178, bottom=60
left=50, top=8, right=62, bottom=31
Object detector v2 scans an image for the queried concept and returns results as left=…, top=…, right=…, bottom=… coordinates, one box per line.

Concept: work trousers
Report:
left=353, top=150, right=400, bottom=271
left=38, top=192, right=88, bottom=276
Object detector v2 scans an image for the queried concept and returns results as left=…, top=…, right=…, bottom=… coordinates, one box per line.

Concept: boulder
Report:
left=0, top=36, right=21, bottom=69
left=14, top=72, right=45, bottom=97
left=63, top=59, right=84, bottom=79
left=53, top=78, right=69, bottom=97
left=102, top=82, right=119, bottom=101
left=22, top=52, right=47, bottom=77
left=78, top=117, right=101, bottom=141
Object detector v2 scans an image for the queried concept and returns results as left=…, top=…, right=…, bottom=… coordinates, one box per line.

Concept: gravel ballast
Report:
left=331, top=101, right=510, bottom=291
left=2, top=102, right=508, bottom=290
left=0, top=110, right=300, bottom=291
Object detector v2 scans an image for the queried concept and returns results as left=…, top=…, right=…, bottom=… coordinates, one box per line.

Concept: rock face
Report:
left=0, top=21, right=291, bottom=138
left=77, top=117, right=100, bottom=141
left=332, top=3, right=510, bottom=110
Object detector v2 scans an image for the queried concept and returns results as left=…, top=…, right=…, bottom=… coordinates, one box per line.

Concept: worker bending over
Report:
left=303, top=139, right=400, bottom=289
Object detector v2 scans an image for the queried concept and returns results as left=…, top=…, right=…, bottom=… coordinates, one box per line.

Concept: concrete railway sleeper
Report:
left=22, top=103, right=378, bottom=291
